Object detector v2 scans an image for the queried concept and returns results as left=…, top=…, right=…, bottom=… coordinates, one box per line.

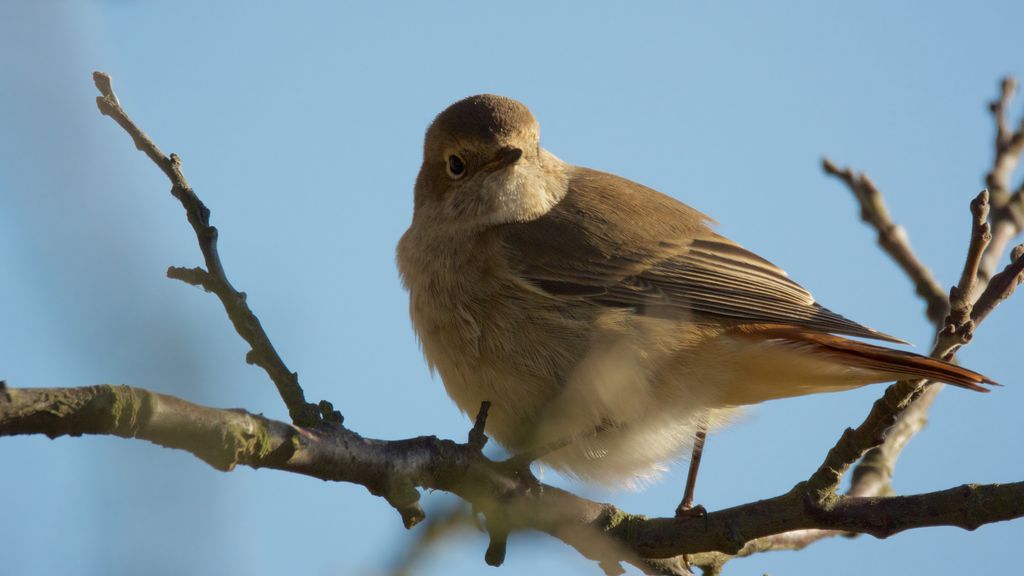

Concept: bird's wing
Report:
left=498, top=166, right=905, bottom=343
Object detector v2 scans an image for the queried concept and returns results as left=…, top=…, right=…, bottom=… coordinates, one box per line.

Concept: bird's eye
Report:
left=446, top=154, right=466, bottom=179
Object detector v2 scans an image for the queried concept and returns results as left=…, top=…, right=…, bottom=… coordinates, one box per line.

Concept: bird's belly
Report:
left=402, top=245, right=765, bottom=486
left=409, top=285, right=587, bottom=451
left=410, top=289, right=738, bottom=487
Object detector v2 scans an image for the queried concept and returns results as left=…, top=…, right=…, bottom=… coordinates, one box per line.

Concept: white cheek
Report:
left=480, top=164, right=568, bottom=224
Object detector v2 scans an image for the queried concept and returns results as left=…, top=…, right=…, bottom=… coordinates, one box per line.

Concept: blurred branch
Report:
left=980, top=77, right=1024, bottom=284
left=386, top=502, right=477, bottom=576
left=92, top=71, right=321, bottom=427
left=821, top=158, right=949, bottom=324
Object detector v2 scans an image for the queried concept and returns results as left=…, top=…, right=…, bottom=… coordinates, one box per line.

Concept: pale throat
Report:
left=482, top=149, right=569, bottom=224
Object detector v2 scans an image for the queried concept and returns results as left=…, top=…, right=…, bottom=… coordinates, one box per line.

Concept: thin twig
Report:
left=980, top=77, right=1024, bottom=283
left=386, top=503, right=476, bottom=576
left=827, top=192, right=1022, bottom=541
left=848, top=381, right=939, bottom=497
left=830, top=82, right=1024, bottom=526
left=805, top=305, right=987, bottom=496
left=92, top=71, right=321, bottom=427
left=945, top=190, right=992, bottom=332
left=970, top=244, right=1024, bottom=327
left=808, top=173, right=1015, bottom=497
left=822, top=158, right=949, bottom=324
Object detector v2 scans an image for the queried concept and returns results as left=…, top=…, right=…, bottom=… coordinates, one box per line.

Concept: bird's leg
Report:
left=467, top=401, right=492, bottom=452
left=467, top=401, right=542, bottom=492
left=498, top=443, right=559, bottom=494
left=675, top=423, right=708, bottom=520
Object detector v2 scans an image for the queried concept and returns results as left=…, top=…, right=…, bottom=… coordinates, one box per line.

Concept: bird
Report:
left=396, top=94, right=996, bottom=500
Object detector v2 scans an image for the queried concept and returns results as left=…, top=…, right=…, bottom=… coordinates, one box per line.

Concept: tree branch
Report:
left=969, top=243, right=1024, bottom=327
left=92, top=71, right=321, bottom=427
left=821, top=157, right=949, bottom=324
left=947, top=190, right=992, bottom=331
left=751, top=150, right=1018, bottom=571
left=835, top=190, right=997, bottom=512
left=980, top=76, right=1024, bottom=284
left=2, top=383, right=1022, bottom=568
left=806, top=196, right=1021, bottom=501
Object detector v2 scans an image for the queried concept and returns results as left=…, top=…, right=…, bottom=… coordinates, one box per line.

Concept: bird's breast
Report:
left=397, top=228, right=589, bottom=447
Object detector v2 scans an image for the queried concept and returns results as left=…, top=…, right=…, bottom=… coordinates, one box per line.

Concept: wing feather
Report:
left=498, top=166, right=906, bottom=344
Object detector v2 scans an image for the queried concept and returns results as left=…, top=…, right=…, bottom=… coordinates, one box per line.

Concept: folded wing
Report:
left=499, top=166, right=905, bottom=344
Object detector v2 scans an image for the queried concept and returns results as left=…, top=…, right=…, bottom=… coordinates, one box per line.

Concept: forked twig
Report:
left=92, top=71, right=321, bottom=426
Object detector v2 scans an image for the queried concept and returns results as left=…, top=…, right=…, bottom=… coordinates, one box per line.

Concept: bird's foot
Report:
left=497, top=453, right=542, bottom=495
left=675, top=502, right=708, bottom=528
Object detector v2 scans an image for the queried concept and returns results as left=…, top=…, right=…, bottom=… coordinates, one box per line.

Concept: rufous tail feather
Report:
left=733, top=325, right=999, bottom=393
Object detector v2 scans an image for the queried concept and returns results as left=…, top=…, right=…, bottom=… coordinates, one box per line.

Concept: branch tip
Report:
left=166, top=265, right=213, bottom=289
left=821, top=156, right=839, bottom=174
left=971, top=189, right=991, bottom=218
left=91, top=71, right=118, bottom=106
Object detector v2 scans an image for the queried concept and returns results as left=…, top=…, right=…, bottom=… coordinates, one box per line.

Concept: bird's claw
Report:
left=675, top=503, right=708, bottom=530
left=498, top=454, right=542, bottom=494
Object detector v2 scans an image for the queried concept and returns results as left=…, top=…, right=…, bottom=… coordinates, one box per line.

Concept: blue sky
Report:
left=1, top=2, right=1022, bottom=575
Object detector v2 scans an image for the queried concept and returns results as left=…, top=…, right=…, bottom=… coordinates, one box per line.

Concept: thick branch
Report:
left=92, top=71, right=320, bottom=426
left=2, top=384, right=1022, bottom=565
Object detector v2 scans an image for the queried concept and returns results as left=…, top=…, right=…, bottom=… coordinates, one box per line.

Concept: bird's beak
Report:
left=481, top=146, right=523, bottom=172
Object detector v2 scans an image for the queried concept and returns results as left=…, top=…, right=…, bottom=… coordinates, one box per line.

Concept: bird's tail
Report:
left=719, top=325, right=998, bottom=405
